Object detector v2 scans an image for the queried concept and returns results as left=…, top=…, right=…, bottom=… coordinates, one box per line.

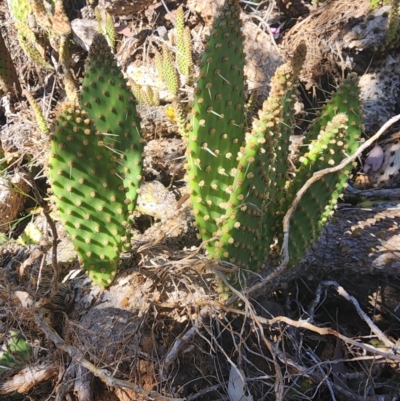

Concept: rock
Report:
left=71, top=18, right=98, bottom=51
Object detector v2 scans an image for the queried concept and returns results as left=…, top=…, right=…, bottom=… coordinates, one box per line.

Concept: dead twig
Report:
left=0, top=360, right=59, bottom=395
left=262, top=315, right=400, bottom=362
left=322, top=280, right=395, bottom=348
left=212, top=268, right=285, bottom=401
left=31, top=182, right=59, bottom=298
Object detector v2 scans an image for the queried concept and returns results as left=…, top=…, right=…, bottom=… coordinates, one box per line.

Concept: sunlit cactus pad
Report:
left=48, top=103, right=129, bottom=287
left=81, top=34, right=144, bottom=216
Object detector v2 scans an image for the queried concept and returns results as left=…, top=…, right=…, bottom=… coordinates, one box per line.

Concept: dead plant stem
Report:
left=32, top=182, right=59, bottom=297
left=323, top=280, right=395, bottom=348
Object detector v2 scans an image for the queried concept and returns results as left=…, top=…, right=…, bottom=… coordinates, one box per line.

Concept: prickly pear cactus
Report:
left=48, top=103, right=129, bottom=287
left=186, top=0, right=246, bottom=248
left=185, top=0, right=363, bottom=294
left=214, top=45, right=307, bottom=282
left=48, top=34, right=144, bottom=287
left=80, top=34, right=144, bottom=216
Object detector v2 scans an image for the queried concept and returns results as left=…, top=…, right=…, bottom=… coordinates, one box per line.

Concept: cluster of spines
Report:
left=48, top=103, right=129, bottom=287
left=186, top=0, right=246, bottom=250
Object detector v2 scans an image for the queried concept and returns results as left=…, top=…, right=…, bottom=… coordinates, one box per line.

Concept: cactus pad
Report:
left=81, top=34, right=144, bottom=216
left=48, top=103, right=129, bottom=287
left=186, top=0, right=246, bottom=248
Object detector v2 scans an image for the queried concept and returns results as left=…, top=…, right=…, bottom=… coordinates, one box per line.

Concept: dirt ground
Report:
left=1, top=0, right=400, bottom=400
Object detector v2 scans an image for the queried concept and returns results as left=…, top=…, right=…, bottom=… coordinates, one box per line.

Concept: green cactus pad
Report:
left=305, top=73, right=361, bottom=146
left=186, top=0, right=246, bottom=248
left=286, top=114, right=352, bottom=265
left=16, top=23, right=54, bottom=70
left=80, top=34, right=144, bottom=216
left=48, top=103, right=129, bottom=287
left=258, top=45, right=307, bottom=254
left=286, top=73, right=362, bottom=265
left=283, top=74, right=362, bottom=267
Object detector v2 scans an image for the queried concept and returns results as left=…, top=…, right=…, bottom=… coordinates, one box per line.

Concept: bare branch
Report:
left=0, top=360, right=58, bottom=395
left=323, top=280, right=395, bottom=348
